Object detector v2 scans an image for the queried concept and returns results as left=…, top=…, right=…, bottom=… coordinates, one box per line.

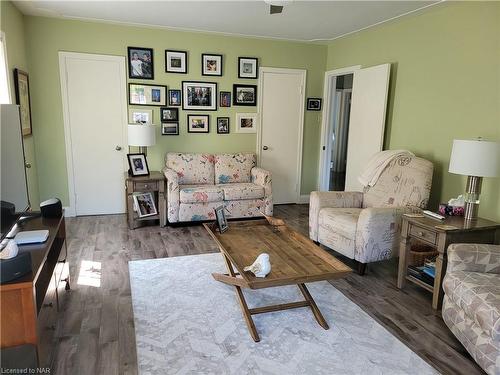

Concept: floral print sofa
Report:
left=162, top=153, right=273, bottom=223
left=442, top=243, right=500, bottom=375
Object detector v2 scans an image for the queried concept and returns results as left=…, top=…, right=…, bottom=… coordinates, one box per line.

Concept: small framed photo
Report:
left=182, top=81, right=217, bottom=111
left=236, top=113, right=257, bottom=133
left=133, top=192, right=158, bottom=218
left=307, top=98, right=322, bottom=111
left=238, top=57, right=258, bottom=79
left=217, top=117, right=229, bottom=134
left=162, top=122, right=179, bottom=136
left=160, top=107, right=178, bottom=122
left=128, top=47, right=154, bottom=80
left=165, top=50, right=187, bottom=74
left=233, top=84, right=257, bottom=106
left=214, top=205, right=229, bottom=233
left=129, top=83, right=167, bottom=106
left=127, top=153, right=150, bottom=176
left=220, top=91, right=231, bottom=107
left=187, top=115, right=210, bottom=133
left=168, top=89, right=181, bottom=106
left=13, top=69, right=32, bottom=136
left=202, top=53, right=223, bottom=76
left=128, top=108, right=153, bottom=125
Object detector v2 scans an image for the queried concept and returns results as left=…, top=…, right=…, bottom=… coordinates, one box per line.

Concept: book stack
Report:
left=408, top=260, right=436, bottom=287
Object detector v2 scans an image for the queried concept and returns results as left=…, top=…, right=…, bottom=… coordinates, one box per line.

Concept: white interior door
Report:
left=258, top=68, right=305, bottom=204
left=60, top=52, right=127, bottom=216
left=344, top=63, right=390, bottom=191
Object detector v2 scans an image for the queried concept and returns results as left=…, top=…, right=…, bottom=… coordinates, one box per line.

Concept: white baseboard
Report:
left=298, top=194, right=310, bottom=204
left=63, top=206, right=76, bottom=217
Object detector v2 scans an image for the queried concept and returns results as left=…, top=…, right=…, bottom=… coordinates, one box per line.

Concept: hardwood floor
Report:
left=52, top=204, right=483, bottom=375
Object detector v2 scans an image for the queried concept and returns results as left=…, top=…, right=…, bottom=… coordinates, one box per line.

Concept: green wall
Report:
left=23, top=16, right=326, bottom=205
left=326, top=2, right=500, bottom=222
left=0, top=1, right=40, bottom=208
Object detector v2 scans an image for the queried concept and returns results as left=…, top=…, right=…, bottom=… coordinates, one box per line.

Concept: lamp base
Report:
left=464, top=176, right=482, bottom=220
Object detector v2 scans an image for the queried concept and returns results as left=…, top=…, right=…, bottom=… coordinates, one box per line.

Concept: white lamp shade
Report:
left=449, top=139, right=500, bottom=177
left=128, top=124, right=156, bottom=147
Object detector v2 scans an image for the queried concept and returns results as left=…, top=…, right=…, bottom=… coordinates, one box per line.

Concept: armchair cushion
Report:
left=179, top=185, right=224, bottom=204
left=318, top=208, right=361, bottom=259
left=214, top=153, right=256, bottom=184
left=217, top=183, right=264, bottom=201
left=447, top=243, right=500, bottom=274
left=166, top=153, right=215, bottom=185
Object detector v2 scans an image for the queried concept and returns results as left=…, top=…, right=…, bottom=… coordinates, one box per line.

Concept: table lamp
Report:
left=128, top=124, right=156, bottom=156
left=448, top=138, right=500, bottom=220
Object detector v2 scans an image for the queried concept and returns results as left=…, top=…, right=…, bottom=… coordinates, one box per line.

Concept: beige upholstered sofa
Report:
left=309, top=154, right=433, bottom=273
left=162, top=153, right=272, bottom=223
left=442, top=243, right=500, bottom=375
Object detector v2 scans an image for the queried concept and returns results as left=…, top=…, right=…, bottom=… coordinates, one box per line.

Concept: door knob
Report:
left=25, top=162, right=32, bottom=169
left=263, top=146, right=269, bottom=151
left=115, top=146, right=122, bottom=151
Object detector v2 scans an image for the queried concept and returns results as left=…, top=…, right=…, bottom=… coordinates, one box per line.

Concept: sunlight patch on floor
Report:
left=77, top=260, right=101, bottom=287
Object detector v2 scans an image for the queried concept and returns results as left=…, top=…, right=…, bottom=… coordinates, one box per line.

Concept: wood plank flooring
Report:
left=52, top=204, right=483, bottom=375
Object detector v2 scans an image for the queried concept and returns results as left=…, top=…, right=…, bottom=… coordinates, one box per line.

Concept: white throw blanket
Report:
left=358, top=150, right=414, bottom=187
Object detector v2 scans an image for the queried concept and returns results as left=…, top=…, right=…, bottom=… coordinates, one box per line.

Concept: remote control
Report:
left=423, top=210, right=445, bottom=220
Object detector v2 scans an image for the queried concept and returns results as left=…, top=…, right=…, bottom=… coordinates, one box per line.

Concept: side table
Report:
left=125, top=171, right=166, bottom=229
left=397, top=214, right=500, bottom=310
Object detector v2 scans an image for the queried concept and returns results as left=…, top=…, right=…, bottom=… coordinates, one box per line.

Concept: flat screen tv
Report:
left=1, top=104, right=30, bottom=239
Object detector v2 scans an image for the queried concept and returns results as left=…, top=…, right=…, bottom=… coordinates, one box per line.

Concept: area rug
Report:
left=129, top=253, right=438, bottom=374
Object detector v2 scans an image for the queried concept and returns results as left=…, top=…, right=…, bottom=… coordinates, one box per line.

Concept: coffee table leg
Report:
left=298, top=284, right=329, bottom=330
left=221, top=254, right=261, bottom=342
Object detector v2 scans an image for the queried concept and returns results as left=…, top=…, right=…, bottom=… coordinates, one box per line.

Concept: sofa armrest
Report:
left=447, top=243, right=500, bottom=274
left=251, top=167, right=273, bottom=216
left=163, top=167, right=180, bottom=223
left=309, top=191, right=363, bottom=241
left=355, top=207, right=414, bottom=263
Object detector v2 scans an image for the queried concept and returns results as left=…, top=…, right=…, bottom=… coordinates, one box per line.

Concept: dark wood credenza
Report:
left=0, top=215, right=70, bottom=369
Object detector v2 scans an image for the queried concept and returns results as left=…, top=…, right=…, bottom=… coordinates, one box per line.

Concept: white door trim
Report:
left=59, top=52, right=128, bottom=217
left=318, top=65, right=361, bottom=191
left=257, top=66, right=306, bottom=204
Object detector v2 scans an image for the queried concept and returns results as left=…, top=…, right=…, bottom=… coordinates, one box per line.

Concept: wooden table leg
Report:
left=221, top=253, right=260, bottom=342
left=298, top=284, right=329, bottom=330
left=432, top=234, right=448, bottom=310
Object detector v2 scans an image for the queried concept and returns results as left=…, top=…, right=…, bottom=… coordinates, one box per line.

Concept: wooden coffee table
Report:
left=203, top=216, right=351, bottom=342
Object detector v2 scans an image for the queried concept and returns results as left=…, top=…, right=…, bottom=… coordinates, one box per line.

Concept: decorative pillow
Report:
left=166, top=153, right=215, bottom=185
left=214, top=153, right=256, bottom=184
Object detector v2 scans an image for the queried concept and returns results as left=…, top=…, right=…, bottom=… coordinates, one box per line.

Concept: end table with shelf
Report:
left=125, top=171, right=166, bottom=229
left=397, top=214, right=500, bottom=310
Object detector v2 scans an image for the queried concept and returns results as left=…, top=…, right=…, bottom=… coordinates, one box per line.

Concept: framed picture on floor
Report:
left=202, top=53, right=223, bottom=76
left=307, top=98, right=322, bottom=111
left=238, top=57, right=258, bottom=79
left=129, top=83, right=167, bottom=106
left=128, top=108, right=153, bottom=125
left=233, top=84, right=257, bottom=106
left=13, top=69, right=32, bottom=136
left=236, top=113, right=257, bottom=133
left=187, top=114, right=210, bottom=133
left=160, top=107, right=178, bottom=122
left=133, top=192, right=158, bottom=218
left=161, top=122, right=179, bottom=135
left=127, top=153, right=150, bottom=176
left=168, top=89, right=181, bottom=106
left=127, top=47, right=154, bottom=80
left=217, top=117, right=229, bottom=134
left=220, top=91, right=231, bottom=107
left=182, top=81, right=217, bottom=111
left=165, top=50, right=187, bottom=74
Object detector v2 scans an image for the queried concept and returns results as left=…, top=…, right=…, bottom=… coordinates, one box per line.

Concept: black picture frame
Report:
left=161, top=122, right=179, bottom=136
left=307, top=98, right=322, bottom=111
left=217, top=117, right=230, bottom=134
left=165, top=50, right=188, bottom=74
left=182, top=81, right=218, bottom=111
left=168, top=89, right=181, bottom=106
left=214, top=205, right=229, bottom=233
left=129, top=83, right=167, bottom=106
left=127, top=153, right=150, bottom=176
left=187, top=114, right=210, bottom=133
left=160, top=107, right=179, bottom=122
left=127, top=47, right=154, bottom=80
left=201, top=53, right=223, bottom=76
left=233, top=84, right=257, bottom=106
left=220, top=91, right=231, bottom=107
left=238, top=57, right=258, bottom=79
left=13, top=69, right=33, bottom=136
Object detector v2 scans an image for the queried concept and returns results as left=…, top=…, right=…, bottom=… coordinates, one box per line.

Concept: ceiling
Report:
left=14, top=1, right=441, bottom=42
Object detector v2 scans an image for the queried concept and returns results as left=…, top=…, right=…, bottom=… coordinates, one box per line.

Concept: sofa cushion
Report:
left=214, top=153, right=256, bottom=184
left=179, top=185, right=223, bottom=204
left=443, top=271, right=500, bottom=340
left=166, top=153, right=215, bottom=185
left=217, top=183, right=265, bottom=201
